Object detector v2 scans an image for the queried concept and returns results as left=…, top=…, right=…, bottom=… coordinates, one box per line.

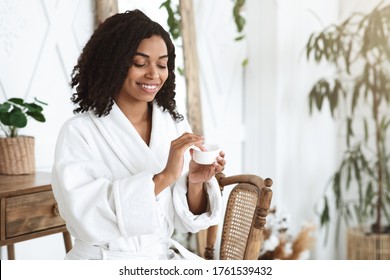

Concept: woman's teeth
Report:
left=140, top=84, right=158, bottom=90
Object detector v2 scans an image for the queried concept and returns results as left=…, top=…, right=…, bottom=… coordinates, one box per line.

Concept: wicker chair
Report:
left=204, top=173, right=273, bottom=260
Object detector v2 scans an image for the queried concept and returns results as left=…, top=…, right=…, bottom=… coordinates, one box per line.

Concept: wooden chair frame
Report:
left=204, top=173, right=273, bottom=260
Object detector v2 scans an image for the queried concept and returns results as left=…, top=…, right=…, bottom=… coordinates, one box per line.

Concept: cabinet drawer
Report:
left=5, top=191, right=65, bottom=238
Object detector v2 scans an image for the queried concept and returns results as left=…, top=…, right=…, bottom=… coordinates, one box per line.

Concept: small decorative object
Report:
left=258, top=207, right=316, bottom=260
left=0, top=97, right=47, bottom=175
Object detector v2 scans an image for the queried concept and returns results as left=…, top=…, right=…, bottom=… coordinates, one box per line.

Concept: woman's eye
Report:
left=132, top=62, right=166, bottom=69
left=133, top=62, right=146, bottom=67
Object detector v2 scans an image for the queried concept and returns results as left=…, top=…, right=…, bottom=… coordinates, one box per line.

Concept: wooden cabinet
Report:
left=0, top=172, right=72, bottom=259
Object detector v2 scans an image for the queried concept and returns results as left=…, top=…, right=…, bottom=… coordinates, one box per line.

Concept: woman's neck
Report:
left=114, top=96, right=150, bottom=124
left=114, top=96, right=153, bottom=145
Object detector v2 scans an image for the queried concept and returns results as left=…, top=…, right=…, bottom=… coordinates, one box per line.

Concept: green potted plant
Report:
left=305, top=2, right=390, bottom=259
left=0, top=97, right=47, bottom=175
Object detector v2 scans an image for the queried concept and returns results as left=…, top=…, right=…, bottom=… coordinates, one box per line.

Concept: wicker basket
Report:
left=0, top=136, right=35, bottom=175
left=347, top=227, right=390, bottom=259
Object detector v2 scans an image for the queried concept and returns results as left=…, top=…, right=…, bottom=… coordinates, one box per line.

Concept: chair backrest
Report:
left=217, top=173, right=273, bottom=260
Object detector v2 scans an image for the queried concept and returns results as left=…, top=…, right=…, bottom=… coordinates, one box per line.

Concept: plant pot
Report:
left=347, top=227, right=390, bottom=259
left=0, top=136, right=35, bottom=175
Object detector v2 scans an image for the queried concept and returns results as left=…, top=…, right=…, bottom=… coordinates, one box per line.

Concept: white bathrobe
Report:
left=51, top=102, right=222, bottom=260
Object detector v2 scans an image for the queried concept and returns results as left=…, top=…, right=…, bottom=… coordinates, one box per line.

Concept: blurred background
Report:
left=1, top=0, right=389, bottom=260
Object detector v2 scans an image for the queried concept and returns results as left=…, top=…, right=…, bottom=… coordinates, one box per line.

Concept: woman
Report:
left=51, top=10, right=225, bottom=260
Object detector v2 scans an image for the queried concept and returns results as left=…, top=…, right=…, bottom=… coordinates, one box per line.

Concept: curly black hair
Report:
left=70, top=9, right=183, bottom=121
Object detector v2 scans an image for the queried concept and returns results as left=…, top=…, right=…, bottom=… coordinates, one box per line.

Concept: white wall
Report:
left=0, top=0, right=95, bottom=259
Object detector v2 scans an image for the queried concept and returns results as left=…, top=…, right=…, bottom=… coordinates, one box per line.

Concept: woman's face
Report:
left=118, top=35, right=169, bottom=104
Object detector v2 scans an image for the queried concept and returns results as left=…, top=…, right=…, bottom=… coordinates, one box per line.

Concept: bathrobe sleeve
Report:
left=170, top=120, right=223, bottom=233
left=51, top=116, right=163, bottom=245
left=172, top=174, right=222, bottom=233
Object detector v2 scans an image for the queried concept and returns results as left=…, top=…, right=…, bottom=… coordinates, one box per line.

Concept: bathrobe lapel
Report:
left=148, top=103, right=178, bottom=171
left=90, top=102, right=175, bottom=175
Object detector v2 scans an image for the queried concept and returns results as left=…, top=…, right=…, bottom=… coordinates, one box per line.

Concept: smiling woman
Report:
left=50, top=9, right=226, bottom=260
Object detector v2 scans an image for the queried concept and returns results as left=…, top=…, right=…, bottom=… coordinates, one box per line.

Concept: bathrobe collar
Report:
left=89, top=101, right=174, bottom=175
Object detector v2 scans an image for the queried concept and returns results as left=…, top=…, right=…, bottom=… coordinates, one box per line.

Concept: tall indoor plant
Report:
left=305, top=2, right=390, bottom=258
left=0, top=97, right=47, bottom=175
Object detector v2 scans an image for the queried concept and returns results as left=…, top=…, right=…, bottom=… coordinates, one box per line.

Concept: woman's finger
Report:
left=172, top=135, right=204, bottom=153
left=213, top=154, right=226, bottom=173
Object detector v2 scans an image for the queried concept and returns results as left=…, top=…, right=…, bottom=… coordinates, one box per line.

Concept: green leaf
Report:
left=0, top=102, right=11, bottom=113
left=176, top=66, right=184, bottom=76
left=351, top=79, right=362, bottom=114
left=9, top=111, right=27, bottom=128
left=363, top=118, right=368, bottom=143
left=241, top=58, right=248, bottom=67
left=234, top=34, right=245, bottom=41
left=159, top=0, right=181, bottom=40
left=233, top=0, right=246, bottom=33
left=23, top=104, right=37, bottom=113
left=308, top=80, right=328, bottom=114
left=346, top=117, right=354, bottom=147
left=353, top=159, right=362, bottom=197
left=159, top=0, right=168, bottom=9
left=0, top=112, right=11, bottom=126
left=346, top=162, right=352, bottom=190
left=320, top=197, right=330, bottom=226
left=306, top=33, right=315, bottom=60
left=24, top=103, right=43, bottom=113
left=323, top=33, right=331, bottom=61
left=8, top=98, right=24, bottom=105
left=365, top=182, right=374, bottom=206
left=235, top=16, right=245, bottom=33
left=314, top=36, right=324, bottom=62
left=26, top=111, right=45, bottom=122
left=332, top=172, right=342, bottom=208
left=344, top=39, right=352, bottom=74
left=309, top=79, right=330, bottom=112
left=329, top=79, right=342, bottom=116
left=10, top=106, right=22, bottom=113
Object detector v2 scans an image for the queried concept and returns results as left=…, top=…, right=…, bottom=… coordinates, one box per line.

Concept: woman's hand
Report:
left=187, top=150, right=226, bottom=214
left=188, top=150, right=226, bottom=184
left=153, top=132, right=204, bottom=194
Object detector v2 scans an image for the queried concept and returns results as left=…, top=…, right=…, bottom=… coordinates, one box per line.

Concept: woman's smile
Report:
left=138, top=83, right=160, bottom=93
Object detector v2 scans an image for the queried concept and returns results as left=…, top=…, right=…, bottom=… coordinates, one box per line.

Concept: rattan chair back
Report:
left=218, top=174, right=273, bottom=260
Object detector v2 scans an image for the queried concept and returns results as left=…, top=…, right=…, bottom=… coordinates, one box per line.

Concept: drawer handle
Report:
left=53, top=204, right=60, bottom=216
